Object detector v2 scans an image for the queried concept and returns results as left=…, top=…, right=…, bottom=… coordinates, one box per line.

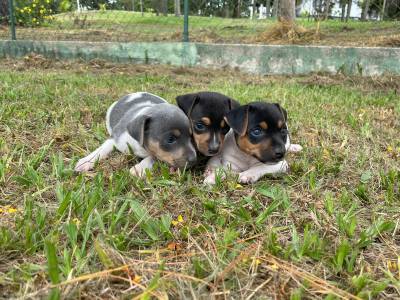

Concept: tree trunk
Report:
left=132, top=0, right=135, bottom=11
left=324, top=0, right=330, bottom=20
left=161, top=0, right=168, bottom=16
left=174, top=0, right=180, bottom=16
left=340, top=1, right=345, bottom=21
left=140, top=0, right=144, bottom=16
left=272, top=0, right=279, bottom=17
left=361, top=0, right=370, bottom=20
left=0, top=0, right=9, bottom=19
left=345, top=0, right=352, bottom=22
left=266, top=0, right=271, bottom=17
left=279, top=0, right=295, bottom=22
left=380, top=0, right=387, bottom=20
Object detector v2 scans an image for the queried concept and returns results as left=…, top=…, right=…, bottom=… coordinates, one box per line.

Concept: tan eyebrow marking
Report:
left=220, top=120, right=225, bottom=128
left=172, top=129, right=181, bottom=136
left=200, top=117, right=211, bottom=125
left=259, top=121, right=268, bottom=130
left=277, top=120, right=284, bottom=129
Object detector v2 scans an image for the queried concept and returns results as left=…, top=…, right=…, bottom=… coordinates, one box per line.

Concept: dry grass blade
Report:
left=259, top=254, right=362, bottom=300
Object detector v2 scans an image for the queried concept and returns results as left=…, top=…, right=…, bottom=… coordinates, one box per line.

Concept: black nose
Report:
left=274, top=149, right=285, bottom=159
left=208, top=148, right=219, bottom=155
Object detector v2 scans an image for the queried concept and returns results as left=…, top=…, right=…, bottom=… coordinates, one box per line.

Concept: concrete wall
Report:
left=1, top=40, right=399, bottom=76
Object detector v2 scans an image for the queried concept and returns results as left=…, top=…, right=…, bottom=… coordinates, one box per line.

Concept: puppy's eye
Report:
left=194, top=122, right=206, bottom=131
left=250, top=127, right=263, bottom=138
left=166, top=135, right=177, bottom=144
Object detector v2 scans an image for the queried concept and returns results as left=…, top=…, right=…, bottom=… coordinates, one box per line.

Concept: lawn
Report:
left=0, top=57, right=399, bottom=299
left=0, top=11, right=399, bottom=46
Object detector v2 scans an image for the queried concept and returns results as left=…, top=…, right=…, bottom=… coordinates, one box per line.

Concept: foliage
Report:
left=15, top=0, right=54, bottom=26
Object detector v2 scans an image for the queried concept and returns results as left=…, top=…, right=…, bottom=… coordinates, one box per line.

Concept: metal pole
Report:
left=8, top=0, right=16, bottom=40
left=183, top=0, right=189, bottom=42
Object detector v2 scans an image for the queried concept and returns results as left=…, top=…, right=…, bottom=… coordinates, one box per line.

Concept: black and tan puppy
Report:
left=204, top=102, right=303, bottom=184
left=176, top=92, right=240, bottom=156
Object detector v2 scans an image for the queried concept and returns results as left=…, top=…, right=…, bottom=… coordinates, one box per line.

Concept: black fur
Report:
left=176, top=92, right=240, bottom=156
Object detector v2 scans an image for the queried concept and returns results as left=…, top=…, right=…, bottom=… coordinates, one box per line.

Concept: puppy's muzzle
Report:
left=208, top=134, right=220, bottom=156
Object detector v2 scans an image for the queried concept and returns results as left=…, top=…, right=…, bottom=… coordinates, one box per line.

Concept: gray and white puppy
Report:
left=75, top=92, right=197, bottom=176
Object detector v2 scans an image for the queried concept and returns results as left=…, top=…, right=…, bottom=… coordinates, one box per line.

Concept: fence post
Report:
left=8, top=0, right=16, bottom=40
left=183, top=0, right=189, bottom=42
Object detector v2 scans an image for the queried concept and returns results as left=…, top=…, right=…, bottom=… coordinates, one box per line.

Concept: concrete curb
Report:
left=1, top=40, right=399, bottom=76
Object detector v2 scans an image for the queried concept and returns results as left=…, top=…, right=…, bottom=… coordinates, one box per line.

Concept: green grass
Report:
left=1, top=10, right=399, bottom=46
left=0, top=58, right=399, bottom=299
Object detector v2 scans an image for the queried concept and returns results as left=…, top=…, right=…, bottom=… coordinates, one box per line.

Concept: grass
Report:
left=0, top=56, right=400, bottom=299
left=0, top=10, right=399, bottom=46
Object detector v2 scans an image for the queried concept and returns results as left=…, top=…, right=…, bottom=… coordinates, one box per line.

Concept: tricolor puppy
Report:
left=204, top=102, right=302, bottom=184
left=75, top=92, right=197, bottom=176
left=176, top=92, right=240, bottom=156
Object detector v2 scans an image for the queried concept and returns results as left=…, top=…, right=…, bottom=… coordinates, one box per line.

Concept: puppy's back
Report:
left=107, top=92, right=166, bottom=136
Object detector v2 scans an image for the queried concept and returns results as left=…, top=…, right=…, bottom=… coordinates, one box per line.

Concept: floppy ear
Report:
left=224, top=105, right=249, bottom=137
left=176, top=93, right=199, bottom=118
left=274, top=103, right=287, bottom=122
left=127, top=115, right=151, bottom=147
left=226, top=98, right=241, bottom=111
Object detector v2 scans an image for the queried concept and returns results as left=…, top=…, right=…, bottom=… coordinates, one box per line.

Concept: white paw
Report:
left=278, top=160, right=290, bottom=173
left=130, top=165, right=146, bottom=178
left=288, top=144, right=303, bottom=153
left=75, top=157, right=95, bottom=172
left=203, top=173, right=216, bottom=185
left=238, top=173, right=258, bottom=184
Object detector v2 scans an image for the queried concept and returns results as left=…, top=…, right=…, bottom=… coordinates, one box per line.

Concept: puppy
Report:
left=75, top=92, right=197, bottom=176
left=176, top=92, right=240, bottom=156
left=204, top=102, right=302, bottom=184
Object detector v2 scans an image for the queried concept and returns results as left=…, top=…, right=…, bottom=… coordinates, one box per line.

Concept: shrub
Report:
left=15, top=0, right=54, bottom=27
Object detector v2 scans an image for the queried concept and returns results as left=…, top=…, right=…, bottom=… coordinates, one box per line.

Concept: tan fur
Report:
left=193, top=132, right=211, bottom=155
left=172, top=129, right=181, bottom=137
left=201, top=117, right=211, bottom=126
left=220, top=120, right=226, bottom=128
left=237, top=135, right=272, bottom=160
left=277, top=120, right=284, bottom=129
left=259, top=121, right=268, bottom=130
left=147, top=140, right=183, bottom=166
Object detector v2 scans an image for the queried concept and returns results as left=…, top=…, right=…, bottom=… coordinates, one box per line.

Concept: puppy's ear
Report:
left=274, top=103, right=287, bottom=122
left=224, top=105, right=249, bottom=136
left=176, top=93, right=199, bottom=118
left=226, top=98, right=241, bottom=111
left=127, top=115, right=151, bottom=146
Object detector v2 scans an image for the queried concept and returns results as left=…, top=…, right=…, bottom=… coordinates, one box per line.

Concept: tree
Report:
left=0, top=0, right=9, bottom=24
left=345, top=0, right=352, bottom=21
left=161, top=0, right=168, bottom=16
left=174, top=0, right=180, bottom=16
left=279, top=0, right=296, bottom=21
left=361, top=0, right=371, bottom=20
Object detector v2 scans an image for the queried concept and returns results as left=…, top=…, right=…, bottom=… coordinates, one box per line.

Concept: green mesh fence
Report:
left=0, top=0, right=399, bottom=46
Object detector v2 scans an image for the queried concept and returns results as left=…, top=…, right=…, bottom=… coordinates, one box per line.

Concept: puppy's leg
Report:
left=130, top=156, right=155, bottom=178
left=203, top=155, right=223, bottom=185
left=288, top=144, right=303, bottom=153
left=75, top=139, right=115, bottom=172
left=238, top=160, right=289, bottom=184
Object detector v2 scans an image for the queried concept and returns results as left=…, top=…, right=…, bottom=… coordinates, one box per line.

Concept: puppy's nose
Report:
left=208, top=148, right=219, bottom=155
left=274, top=148, right=285, bottom=160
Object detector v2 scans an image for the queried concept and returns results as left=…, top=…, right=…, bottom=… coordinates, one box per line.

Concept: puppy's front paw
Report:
left=238, top=172, right=259, bottom=184
left=279, top=160, right=290, bottom=173
left=75, top=158, right=95, bottom=172
left=288, top=144, right=303, bottom=153
left=130, top=165, right=146, bottom=178
left=203, top=172, right=216, bottom=185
